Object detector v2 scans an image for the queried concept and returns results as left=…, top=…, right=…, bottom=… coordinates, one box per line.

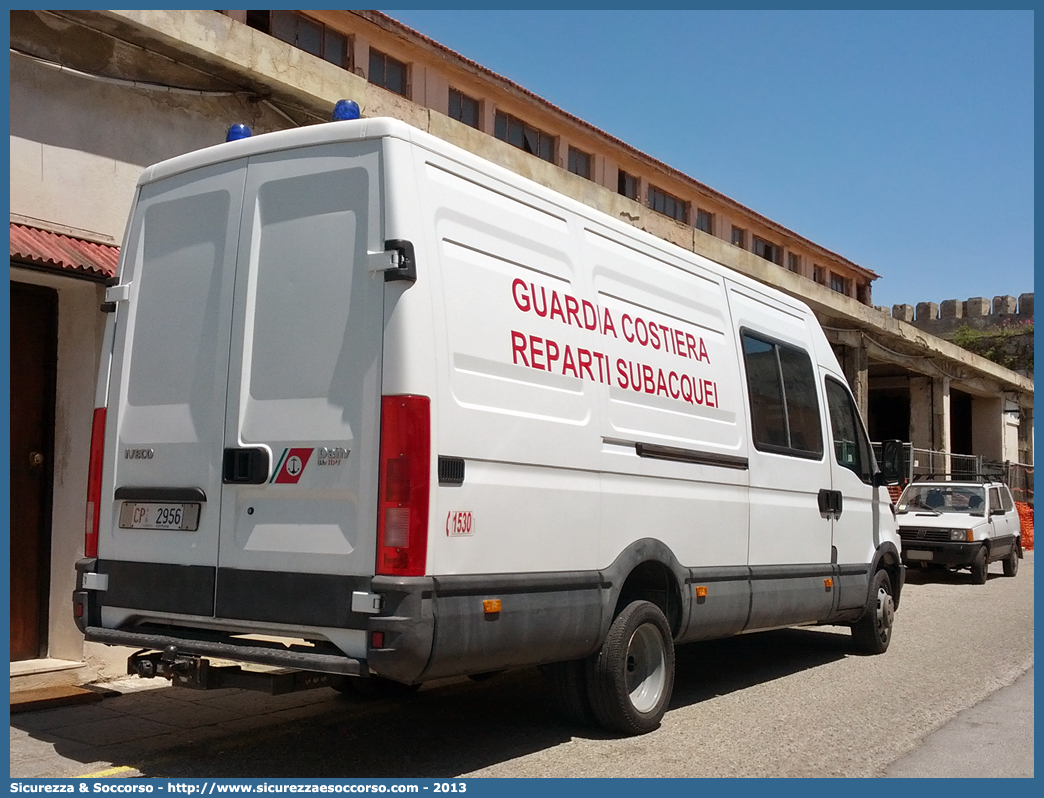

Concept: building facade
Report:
left=9, top=9, right=1032, bottom=685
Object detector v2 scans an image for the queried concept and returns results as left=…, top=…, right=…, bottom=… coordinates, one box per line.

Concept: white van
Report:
left=75, top=114, right=904, bottom=735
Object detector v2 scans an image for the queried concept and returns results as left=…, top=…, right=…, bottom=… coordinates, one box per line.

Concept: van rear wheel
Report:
left=586, top=600, right=674, bottom=736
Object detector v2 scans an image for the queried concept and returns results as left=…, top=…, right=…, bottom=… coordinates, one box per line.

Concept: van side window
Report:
left=825, top=378, right=872, bottom=484
left=741, top=332, right=823, bottom=458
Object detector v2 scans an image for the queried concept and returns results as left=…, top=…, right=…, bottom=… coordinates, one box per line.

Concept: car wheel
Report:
left=851, top=569, right=895, bottom=655
left=970, top=546, right=988, bottom=584
left=1003, top=545, right=1019, bottom=577
left=586, top=600, right=674, bottom=736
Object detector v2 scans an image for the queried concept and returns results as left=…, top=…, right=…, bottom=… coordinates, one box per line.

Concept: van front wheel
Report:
left=586, top=600, right=674, bottom=735
left=851, top=569, right=894, bottom=655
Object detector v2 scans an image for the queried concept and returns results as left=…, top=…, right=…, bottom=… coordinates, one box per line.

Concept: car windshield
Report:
left=898, top=485, right=986, bottom=515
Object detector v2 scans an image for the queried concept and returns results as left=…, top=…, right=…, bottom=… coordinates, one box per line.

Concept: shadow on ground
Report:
left=12, top=627, right=855, bottom=778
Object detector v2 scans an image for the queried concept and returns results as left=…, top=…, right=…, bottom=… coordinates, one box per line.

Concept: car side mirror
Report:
left=876, top=439, right=903, bottom=486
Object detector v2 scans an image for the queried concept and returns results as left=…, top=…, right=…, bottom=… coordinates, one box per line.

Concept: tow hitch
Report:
left=128, top=646, right=343, bottom=695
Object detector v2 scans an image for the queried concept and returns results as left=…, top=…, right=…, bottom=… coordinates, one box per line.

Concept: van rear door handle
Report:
left=223, top=448, right=270, bottom=484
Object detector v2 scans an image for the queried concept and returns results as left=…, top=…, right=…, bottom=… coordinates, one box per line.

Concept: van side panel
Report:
left=417, top=150, right=602, bottom=578
left=725, top=280, right=835, bottom=629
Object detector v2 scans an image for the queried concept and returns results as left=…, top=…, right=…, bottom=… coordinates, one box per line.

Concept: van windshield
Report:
left=897, top=485, right=985, bottom=516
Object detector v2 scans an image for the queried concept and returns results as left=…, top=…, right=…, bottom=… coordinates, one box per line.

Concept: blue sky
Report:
left=384, top=9, right=1033, bottom=310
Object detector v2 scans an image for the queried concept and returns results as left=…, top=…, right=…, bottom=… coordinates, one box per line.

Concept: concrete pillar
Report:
left=909, top=376, right=951, bottom=469
left=909, top=377, right=934, bottom=450
left=933, top=376, right=951, bottom=455
left=839, top=342, right=869, bottom=422
left=971, top=395, right=1003, bottom=462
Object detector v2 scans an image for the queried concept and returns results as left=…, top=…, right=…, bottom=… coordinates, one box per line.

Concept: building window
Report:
left=695, top=209, right=714, bottom=235
left=250, top=11, right=351, bottom=68
left=830, top=272, right=850, bottom=295
left=753, top=236, right=782, bottom=265
left=449, top=88, right=480, bottom=129
left=369, top=48, right=409, bottom=97
left=731, top=226, right=746, bottom=248
left=787, top=253, right=801, bottom=274
left=648, top=185, right=688, bottom=224
left=494, top=111, right=555, bottom=163
left=813, top=265, right=826, bottom=284
left=568, top=147, right=592, bottom=180
left=618, top=170, right=639, bottom=200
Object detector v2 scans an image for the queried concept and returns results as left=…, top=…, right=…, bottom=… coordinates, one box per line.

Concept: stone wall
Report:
left=877, top=294, right=1033, bottom=376
left=879, top=293, right=1033, bottom=337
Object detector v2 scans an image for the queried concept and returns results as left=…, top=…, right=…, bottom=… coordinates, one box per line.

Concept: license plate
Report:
left=906, top=550, right=934, bottom=561
left=119, top=502, right=200, bottom=531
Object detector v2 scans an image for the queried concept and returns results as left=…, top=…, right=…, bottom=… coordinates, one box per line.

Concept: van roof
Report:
left=138, top=117, right=414, bottom=185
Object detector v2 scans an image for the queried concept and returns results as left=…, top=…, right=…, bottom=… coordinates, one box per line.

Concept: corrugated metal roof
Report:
left=10, top=223, right=119, bottom=280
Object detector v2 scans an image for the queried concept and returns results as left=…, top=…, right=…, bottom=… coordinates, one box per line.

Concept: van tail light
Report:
left=85, top=407, right=106, bottom=558
left=376, top=396, right=431, bottom=576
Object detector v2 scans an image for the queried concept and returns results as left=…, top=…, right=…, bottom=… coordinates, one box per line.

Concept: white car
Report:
left=896, top=479, right=1023, bottom=583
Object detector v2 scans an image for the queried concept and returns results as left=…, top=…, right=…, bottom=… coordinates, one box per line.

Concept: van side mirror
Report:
left=876, top=439, right=903, bottom=486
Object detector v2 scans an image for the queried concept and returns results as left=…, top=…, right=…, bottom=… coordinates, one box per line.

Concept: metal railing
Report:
left=871, top=443, right=1034, bottom=505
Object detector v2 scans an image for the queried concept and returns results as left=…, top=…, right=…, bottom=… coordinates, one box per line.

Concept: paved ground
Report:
left=10, top=552, right=1034, bottom=779
left=884, top=667, right=1034, bottom=778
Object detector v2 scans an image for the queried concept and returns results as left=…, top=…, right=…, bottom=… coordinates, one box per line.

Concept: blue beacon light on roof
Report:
left=332, top=99, right=361, bottom=121
left=225, top=123, right=252, bottom=142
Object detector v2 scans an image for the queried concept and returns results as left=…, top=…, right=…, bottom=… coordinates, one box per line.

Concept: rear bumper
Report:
left=83, top=625, right=366, bottom=675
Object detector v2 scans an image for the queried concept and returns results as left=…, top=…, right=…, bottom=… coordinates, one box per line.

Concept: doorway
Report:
left=10, top=281, right=58, bottom=661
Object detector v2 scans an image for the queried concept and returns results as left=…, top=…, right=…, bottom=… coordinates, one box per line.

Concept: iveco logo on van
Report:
left=124, top=448, right=154, bottom=460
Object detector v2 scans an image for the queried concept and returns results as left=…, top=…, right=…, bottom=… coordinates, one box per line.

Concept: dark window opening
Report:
left=248, top=11, right=350, bottom=68
left=618, top=170, right=639, bottom=200
left=369, top=49, right=409, bottom=97
left=568, top=147, right=592, bottom=180
left=648, top=186, right=688, bottom=224
left=494, top=111, right=555, bottom=163
left=449, top=88, right=480, bottom=129
left=753, top=236, right=782, bottom=265
left=731, top=226, right=746, bottom=248
left=695, top=209, right=713, bottom=234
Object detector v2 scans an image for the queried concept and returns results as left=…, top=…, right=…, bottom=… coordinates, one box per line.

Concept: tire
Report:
left=1003, top=544, right=1020, bottom=577
left=350, top=676, right=420, bottom=700
left=586, top=600, right=675, bottom=736
left=970, top=546, right=988, bottom=585
left=543, top=659, right=596, bottom=726
left=851, top=570, right=895, bottom=655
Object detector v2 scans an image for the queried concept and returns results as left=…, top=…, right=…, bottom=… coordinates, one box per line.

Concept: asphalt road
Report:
left=11, top=552, right=1033, bottom=779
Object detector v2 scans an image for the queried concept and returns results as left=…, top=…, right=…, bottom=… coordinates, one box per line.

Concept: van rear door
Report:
left=104, top=141, right=386, bottom=627
left=215, top=143, right=386, bottom=626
